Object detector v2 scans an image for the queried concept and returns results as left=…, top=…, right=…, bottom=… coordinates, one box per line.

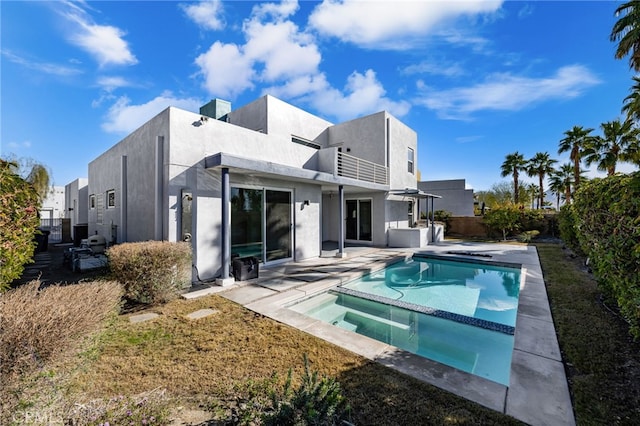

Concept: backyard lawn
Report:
left=3, top=241, right=640, bottom=425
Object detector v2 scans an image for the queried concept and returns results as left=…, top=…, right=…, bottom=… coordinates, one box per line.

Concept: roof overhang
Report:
left=204, top=152, right=389, bottom=193
left=388, top=188, right=442, bottom=201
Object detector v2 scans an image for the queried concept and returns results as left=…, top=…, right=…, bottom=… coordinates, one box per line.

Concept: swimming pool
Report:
left=288, top=255, right=522, bottom=385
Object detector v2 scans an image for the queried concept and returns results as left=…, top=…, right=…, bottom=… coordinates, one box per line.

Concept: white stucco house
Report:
left=418, top=179, right=475, bottom=217
left=88, top=95, right=441, bottom=285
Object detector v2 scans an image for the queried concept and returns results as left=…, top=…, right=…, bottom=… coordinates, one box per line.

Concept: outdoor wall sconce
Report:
left=303, top=200, right=310, bottom=206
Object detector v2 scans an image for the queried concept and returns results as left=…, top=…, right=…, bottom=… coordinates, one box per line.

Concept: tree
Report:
left=622, top=76, right=640, bottom=124
left=558, top=125, right=593, bottom=190
left=611, top=0, right=640, bottom=71
left=584, top=118, right=639, bottom=175
left=500, top=152, right=527, bottom=205
left=548, top=163, right=574, bottom=208
left=527, top=152, right=557, bottom=210
left=483, top=205, right=521, bottom=241
left=476, top=181, right=519, bottom=209
left=0, top=159, right=40, bottom=291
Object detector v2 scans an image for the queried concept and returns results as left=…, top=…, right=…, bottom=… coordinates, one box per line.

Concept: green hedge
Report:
left=571, top=173, right=640, bottom=338
left=0, top=160, right=40, bottom=291
left=108, top=241, right=192, bottom=305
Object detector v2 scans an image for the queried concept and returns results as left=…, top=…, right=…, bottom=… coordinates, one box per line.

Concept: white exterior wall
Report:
left=64, top=178, right=88, bottom=227
left=40, top=186, right=66, bottom=219
left=88, top=109, right=169, bottom=243
left=418, top=179, right=475, bottom=217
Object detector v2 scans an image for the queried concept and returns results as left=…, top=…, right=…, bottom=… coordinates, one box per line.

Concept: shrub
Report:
left=482, top=205, right=521, bottom=240
left=262, top=355, right=351, bottom=426
left=558, top=204, right=581, bottom=253
left=67, top=389, right=170, bottom=426
left=517, top=230, right=540, bottom=243
left=0, top=280, right=122, bottom=420
left=108, top=241, right=192, bottom=305
left=0, top=159, right=40, bottom=291
left=571, top=173, right=640, bottom=338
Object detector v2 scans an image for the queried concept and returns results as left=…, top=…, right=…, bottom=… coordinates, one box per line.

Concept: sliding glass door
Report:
left=231, top=187, right=292, bottom=263
left=345, top=199, right=372, bottom=242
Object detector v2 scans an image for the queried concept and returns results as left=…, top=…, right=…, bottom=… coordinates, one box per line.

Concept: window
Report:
left=107, top=190, right=116, bottom=208
left=89, top=194, right=96, bottom=209
left=407, top=148, right=414, bottom=174
left=291, top=136, right=321, bottom=149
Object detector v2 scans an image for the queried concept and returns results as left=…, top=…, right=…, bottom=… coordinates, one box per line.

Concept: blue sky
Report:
left=1, top=0, right=638, bottom=191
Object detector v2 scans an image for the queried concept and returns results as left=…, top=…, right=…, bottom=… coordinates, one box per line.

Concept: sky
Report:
left=2, top=0, right=639, bottom=192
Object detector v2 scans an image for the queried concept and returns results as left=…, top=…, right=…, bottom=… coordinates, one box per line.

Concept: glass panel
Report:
left=265, top=190, right=292, bottom=261
left=359, top=200, right=372, bottom=241
left=346, top=200, right=358, bottom=240
left=231, top=188, right=263, bottom=259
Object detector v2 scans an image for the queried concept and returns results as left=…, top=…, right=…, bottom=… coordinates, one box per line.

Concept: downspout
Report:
left=120, top=155, right=127, bottom=243
left=221, top=167, right=231, bottom=279
left=337, top=185, right=346, bottom=257
left=155, top=136, right=164, bottom=240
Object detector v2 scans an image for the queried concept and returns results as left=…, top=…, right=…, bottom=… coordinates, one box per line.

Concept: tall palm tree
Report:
left=500, top=152, right=527, bottom=205
left=548, top=163, right=574, bottom=207
left=584, top=119, right=639, bottom=175
left=611, top=0, right=640, bottom=71
left=527, top=152, right=557, bottom=210
left=558, top=125, right=593, bottom=190
left=622, top=76, right=640, bottom=124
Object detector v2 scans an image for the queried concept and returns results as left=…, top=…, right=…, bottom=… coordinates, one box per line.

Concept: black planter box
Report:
left=232, top=256, right=259, bottom=281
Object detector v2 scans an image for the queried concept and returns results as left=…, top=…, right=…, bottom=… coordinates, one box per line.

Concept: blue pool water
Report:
left=289, top=255, right=521, bottom=385
left=342, top=255, right=521, bottom=327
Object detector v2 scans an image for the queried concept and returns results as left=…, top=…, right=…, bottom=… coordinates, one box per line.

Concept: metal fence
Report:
left=40, top=218, right=63, bottom=243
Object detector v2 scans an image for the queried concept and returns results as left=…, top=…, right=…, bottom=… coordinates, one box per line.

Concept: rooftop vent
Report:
left=200, top=99, right=231, bottom=120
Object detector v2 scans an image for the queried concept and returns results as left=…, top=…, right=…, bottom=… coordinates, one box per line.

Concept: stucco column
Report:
left=430, top=196, right=435, bottom=243
left=216, top=167, right=235, bottom=286
left=337, top=185, right=347, bottom=258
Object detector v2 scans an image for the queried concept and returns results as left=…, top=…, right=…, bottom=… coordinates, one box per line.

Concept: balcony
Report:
left=318, top=147, right=389, bottom=185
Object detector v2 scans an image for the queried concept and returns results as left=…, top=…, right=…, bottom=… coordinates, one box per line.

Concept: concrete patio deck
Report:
left=184, top=242, right=575, bottom=426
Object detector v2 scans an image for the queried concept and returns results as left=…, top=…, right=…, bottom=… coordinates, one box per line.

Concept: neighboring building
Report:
left=418, top=179, right=475, bottom=217
left=40, top=185, right=66, bottom=219
left=65, top=178, right=89, bottom=241
left=88, top=95, right=437, bottom=284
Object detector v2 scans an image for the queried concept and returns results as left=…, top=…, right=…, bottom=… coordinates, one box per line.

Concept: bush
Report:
left=0, top=280, right=122, bottom=420
left=571, top=173, right=640, bottom=338
left=108, top=241, right=192, bottom=305
left=262, top=355, right=351, bottom=426
left=0, top=159, right=40, bottom=291
left=558, top=204, right=581, bottom=253
left=482, top=205, right=521, bottom=240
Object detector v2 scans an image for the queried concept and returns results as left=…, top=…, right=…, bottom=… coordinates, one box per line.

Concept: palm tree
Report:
left=622, top=76, right=640, bottom=124
left=527, top=152, right=557, bottom=210
left=500, top=152, right=527, bottom=205
left=611, top=0, right=640, bottom=71
left=558, top=125, right=593, bottom=190
left=584, top=119, right=639, bottom=175
left=548, top=163, right=574, bottom=208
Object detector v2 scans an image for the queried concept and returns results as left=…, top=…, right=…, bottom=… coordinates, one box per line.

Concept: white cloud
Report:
left=243, top=20, right=321, bottom=81
left=194, top=42, right=256, bottom=98
left=308, top=0, right=503, bottom=49
left=97, top=76, right=134, bottom=92
left=181, top=0, right=225, bottom=31
left=1, top=49, right=82, bottom=76
left=417, top=65, right=601, bottom=119
left=5, top=140, right=32, bottom=150
left=402, top=60, right=466, bottom=77
left=269, top=70, right=410, bottom=121
left=193, top=0, right=407, bottom=121
left=60, top=1, right=137, bottom=67
left=102, top=92, right=203, bottom=134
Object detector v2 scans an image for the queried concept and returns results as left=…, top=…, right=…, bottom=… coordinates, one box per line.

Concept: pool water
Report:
left=288, top=255, right=521, bottom=385
left=342, top=255, right=521, bottom=327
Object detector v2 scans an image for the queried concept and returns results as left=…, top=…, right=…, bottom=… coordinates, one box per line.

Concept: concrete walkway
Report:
left=186, top=242, right=575, bottom=426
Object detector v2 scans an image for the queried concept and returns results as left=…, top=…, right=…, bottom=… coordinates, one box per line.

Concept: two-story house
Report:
left=87, top=95, right=440, bottom=285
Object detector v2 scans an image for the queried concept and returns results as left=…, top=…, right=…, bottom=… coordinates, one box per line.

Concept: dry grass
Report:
left=536, top=243, right=640, bottom=425
left=0, top=280, right=122, bottom=423
left=68, top=295, right=522, bottom=425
